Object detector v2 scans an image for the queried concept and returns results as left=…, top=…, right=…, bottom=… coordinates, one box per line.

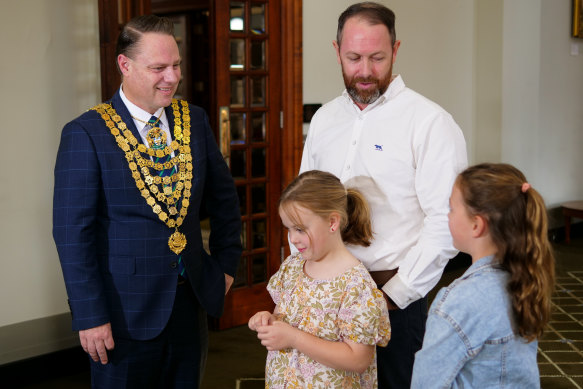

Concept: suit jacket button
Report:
left=170, top=261, right=178, bottom=269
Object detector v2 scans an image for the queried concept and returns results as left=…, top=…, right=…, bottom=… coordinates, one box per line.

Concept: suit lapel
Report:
left=164, top=103, right=175, bottom=141
left=110, top=90, right=143, bottom=142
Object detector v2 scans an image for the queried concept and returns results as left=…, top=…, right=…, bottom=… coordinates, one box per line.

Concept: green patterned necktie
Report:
left=147, top=116, right=187, bottom=279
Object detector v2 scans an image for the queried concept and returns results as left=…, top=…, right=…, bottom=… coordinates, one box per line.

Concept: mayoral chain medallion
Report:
left=92, top=99, right=194, bottom=254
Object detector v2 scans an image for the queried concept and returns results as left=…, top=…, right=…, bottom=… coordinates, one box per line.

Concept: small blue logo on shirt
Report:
left=374, top=144, right=383, bottom=151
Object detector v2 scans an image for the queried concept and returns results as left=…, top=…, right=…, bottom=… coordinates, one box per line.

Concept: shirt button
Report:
left=170, top=261, right=178, bottom=269
left=346, top=165, right=351, bottom=170
left=352, top=140, right=357, bottom=145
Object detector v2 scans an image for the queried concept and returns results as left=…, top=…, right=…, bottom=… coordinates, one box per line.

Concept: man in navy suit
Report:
left=53, top=15, right=242, bottom=388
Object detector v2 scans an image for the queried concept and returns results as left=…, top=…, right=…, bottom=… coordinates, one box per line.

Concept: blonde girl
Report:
left=249, top=170, right=390, bottom=388
left=412, top=163, right=555, bottom=388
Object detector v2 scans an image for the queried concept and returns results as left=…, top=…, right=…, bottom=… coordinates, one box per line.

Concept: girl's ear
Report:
left=329, top=212, right=341, bottom=232
left=472, top=214, right=488, bottom=238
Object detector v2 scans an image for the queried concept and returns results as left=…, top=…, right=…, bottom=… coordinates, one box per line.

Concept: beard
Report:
left=342, top=68, right=392, bottom=106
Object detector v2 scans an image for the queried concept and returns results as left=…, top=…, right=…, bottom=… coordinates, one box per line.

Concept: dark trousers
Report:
left=377, top=296, right=427, bottom=389
left=89, top=280, right=208, bottom=389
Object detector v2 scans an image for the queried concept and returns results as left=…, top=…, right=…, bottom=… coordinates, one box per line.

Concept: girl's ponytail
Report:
left=342, top=188, right=373, bottom=246
left=506, top=186, right=554, bottom=341
left=279, top=170, right=373, bottom=248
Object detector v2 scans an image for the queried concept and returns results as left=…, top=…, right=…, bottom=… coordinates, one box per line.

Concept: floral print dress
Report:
left=265, top=253, right=391, bottom=388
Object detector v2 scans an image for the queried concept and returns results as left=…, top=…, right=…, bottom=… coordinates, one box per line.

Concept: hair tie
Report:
left=521, top=183, right=531, bottom=193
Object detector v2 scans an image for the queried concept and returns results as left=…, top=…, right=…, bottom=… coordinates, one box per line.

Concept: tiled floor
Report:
left=539, top=270, right=583, bottom=388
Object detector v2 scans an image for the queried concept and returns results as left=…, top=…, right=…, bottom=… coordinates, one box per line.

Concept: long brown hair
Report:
left=456, top=163, right=555, bottom=341
left=279, top=170, right=373, bottom=247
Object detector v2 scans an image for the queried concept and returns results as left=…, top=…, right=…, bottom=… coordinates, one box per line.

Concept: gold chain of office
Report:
left=131, top=111, right=161, bottom=128
left=91, top=99, right=193, bottom=254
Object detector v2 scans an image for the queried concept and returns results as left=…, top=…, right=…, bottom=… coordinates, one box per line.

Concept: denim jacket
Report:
left=411, top=255, right=540, bottom=388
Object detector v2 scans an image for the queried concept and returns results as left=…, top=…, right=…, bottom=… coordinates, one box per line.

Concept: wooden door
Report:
left=98, top=0, right=303, bottom=330
left=213, top=0, right=282, bottom=328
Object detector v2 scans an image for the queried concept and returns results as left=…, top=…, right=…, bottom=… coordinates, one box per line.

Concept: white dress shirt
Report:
left=300, top=75, right=468, bottom=309
left=119, top=87, right=172, bottom=148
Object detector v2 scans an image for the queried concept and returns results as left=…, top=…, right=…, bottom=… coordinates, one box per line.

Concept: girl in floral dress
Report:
left=249, top=170, right=391, bottom=388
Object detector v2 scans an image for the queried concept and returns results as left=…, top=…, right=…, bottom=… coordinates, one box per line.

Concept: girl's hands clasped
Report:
left=255, top=321, right=297, bottom=351
left=248, top=310, right=275, bottom=331
left=249, top=311, right=296, bottom=351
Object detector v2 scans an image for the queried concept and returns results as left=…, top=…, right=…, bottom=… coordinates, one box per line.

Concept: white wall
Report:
left=475, top=0, right=503, bottom=163
left=0, top=0, right=100, bottom=348
left=304, top=0, right=583, bottom=210
left=502, top=0, right=583, bottom=206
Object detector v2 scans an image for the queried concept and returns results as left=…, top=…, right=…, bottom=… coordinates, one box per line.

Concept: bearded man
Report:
left=298, top=3, right=468, bottom=388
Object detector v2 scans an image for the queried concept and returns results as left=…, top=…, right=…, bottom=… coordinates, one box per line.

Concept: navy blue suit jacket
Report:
left=53, top=91, right=242, bottom=340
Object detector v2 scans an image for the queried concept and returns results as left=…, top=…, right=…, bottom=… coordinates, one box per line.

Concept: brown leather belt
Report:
left=369, top=268, right=398, bottom=287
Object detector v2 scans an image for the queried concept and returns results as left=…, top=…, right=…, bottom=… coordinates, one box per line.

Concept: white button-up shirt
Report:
left=300, top=75, right=468, bottom=308
left=119, top=87, right=171, bottom=148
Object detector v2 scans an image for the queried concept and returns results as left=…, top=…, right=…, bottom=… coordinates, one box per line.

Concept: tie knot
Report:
left=148, top=115, right=159, bottom=127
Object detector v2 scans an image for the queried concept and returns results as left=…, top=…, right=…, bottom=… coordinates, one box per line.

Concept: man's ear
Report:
left=391, top=40, right=401, bottom=64
left=472, top=215, right=488, bottom=238
left=117, top=54, right=131, bottom=76
left=332, top=40, right=341, bottom=65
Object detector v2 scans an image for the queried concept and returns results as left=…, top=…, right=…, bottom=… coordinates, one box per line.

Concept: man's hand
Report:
left=79, top=323, right=115, bottom=364
left=225, top=274, right=234, bottom=295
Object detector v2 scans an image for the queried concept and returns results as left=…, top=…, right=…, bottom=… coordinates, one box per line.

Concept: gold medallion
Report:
left=168, top=230, right=187, bottom=254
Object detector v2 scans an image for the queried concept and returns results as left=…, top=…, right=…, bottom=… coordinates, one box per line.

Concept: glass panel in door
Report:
left=215, top=0, right=282, bottom=329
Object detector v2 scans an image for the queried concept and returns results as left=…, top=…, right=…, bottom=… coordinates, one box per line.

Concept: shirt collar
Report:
left=119, top=86, right=167, bottom=133
left=342, top=74, right=406, bottom=113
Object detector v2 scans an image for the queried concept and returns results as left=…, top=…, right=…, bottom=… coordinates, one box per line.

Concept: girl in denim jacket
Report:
left=412, top=163, right=555, bottom=388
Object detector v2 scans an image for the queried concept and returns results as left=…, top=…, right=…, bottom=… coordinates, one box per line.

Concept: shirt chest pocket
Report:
left=360, top=141, right=415, bottom=179
left=468, top=336, right=513, bottom=371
